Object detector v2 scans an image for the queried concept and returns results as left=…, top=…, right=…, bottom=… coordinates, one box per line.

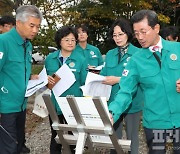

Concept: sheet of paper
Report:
left=81, top=72, right=112, bottom=100
left=52, top=64, right=76, bottom=96
left=55, top=96, right=111, bottom=143
left=25, top=67, right=48, bottom=97
left=90, top=65, right=104, bottom=71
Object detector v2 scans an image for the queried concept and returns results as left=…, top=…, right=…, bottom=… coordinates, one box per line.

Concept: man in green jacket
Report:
left=0, top=14, right=30, bottom=154
left=109, top=10, right=180, bottom=154
left=0, top=5, right=42, bottom=154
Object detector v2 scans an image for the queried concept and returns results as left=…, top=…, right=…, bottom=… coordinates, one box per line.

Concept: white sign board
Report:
left=55, top=96, right=111, bottom=143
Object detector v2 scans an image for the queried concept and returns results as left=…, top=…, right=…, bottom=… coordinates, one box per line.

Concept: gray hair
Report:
left=16, top=5, right=43, bottom=22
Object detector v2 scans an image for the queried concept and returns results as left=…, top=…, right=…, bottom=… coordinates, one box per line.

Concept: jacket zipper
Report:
left=22, top=41, right=27, bottom=111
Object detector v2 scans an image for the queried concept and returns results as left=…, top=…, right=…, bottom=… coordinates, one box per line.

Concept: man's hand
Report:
left=176, top=79, right=180, bottom=93
left=109, top=113, right=114, bottom=125
left=102, top=76, right=120, bottom=85
left=30, top=74, right=39, bottom=80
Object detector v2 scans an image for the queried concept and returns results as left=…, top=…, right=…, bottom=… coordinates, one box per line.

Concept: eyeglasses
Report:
left=134, top=27, right=152, bottom=38
left=61, top=39, right=76, bottom=43
left=113, top=33, right=125, bottom=39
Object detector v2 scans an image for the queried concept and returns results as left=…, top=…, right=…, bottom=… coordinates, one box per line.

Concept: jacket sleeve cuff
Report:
left=109, top=101, right=123, bottom=123
left=109, top=111, right=120, bottom=123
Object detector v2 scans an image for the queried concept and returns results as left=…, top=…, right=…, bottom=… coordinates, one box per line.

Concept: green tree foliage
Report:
left=0, top=0, right=62, bottom=55
left=64, top=0, right=153, bottom=53
left=0, top=0, right=179, bottom=55
left=32, top=0, right=61, bottom=55
left=0, top=0, right=14, bottom=15
left=150, top=0, right=179, bottom=25
left=0, top=0, right=36, bottom=15
left=63, top=0, right=179, bottom=53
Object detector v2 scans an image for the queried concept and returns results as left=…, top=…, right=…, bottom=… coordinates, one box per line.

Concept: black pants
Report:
left=0, top=110, right=26, bottom=154
left=144, top=127, right=180, bottom=154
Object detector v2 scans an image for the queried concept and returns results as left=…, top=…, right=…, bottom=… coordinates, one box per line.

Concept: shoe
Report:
left=20, top=144, right=30, bottom=154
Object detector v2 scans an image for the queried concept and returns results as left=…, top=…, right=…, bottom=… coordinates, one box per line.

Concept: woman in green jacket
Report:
left=45, top=26, right=87, bottom=154
left=100, top=18, right=143, bottom=154
left=75, top=24, right=103, bottom=73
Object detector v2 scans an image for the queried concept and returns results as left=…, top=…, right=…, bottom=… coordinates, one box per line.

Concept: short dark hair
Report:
left=76, top=24, right=89, bottom=35
left=131, top=10, right=158, bottom=28
left=109, top=18, right=133, bottom=42
left=160, top=26, right=179, bottom=40
left=55, top=26, right=78, bottom=49
left=0, top=15, right=15, bottom=26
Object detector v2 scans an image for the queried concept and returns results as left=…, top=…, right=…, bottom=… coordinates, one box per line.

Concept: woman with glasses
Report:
left=100, top=18, right=143, bottom=154
left=45, top=26, right=87, bottom=154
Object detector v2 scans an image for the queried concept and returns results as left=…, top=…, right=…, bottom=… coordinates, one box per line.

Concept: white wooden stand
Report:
left=42, top=94, right=131, bottom=154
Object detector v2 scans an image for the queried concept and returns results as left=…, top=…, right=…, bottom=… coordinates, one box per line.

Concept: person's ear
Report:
left=175, top=37, right=178, bottom=42
left=16, top=20, right=21, bottom=28
left=154, top=24, right=160, bottom=34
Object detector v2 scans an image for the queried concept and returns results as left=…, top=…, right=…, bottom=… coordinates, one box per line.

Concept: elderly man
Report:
left=0, top=5, right=42, bottom=154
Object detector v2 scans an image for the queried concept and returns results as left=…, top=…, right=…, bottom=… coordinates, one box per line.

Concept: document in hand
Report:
left=55, top=96, right=111, bottom=143
left=52, top=64, right=76, bottom=96
left=47, top=73, right=61, bottom=90
left=81, top=72, right=112, bottom=100
left=25, top=67, right=48, bottom=97
left=88, top=65, right=103, bottom=73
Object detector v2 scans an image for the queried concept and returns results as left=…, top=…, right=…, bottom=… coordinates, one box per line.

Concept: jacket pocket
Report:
left=168, top=61, right=180, bottom=70
left=9, top=56, right=24, bottom=62
left=140, top=69, right=160, bottom=88
left=140, top=69, right=159, bottom=78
